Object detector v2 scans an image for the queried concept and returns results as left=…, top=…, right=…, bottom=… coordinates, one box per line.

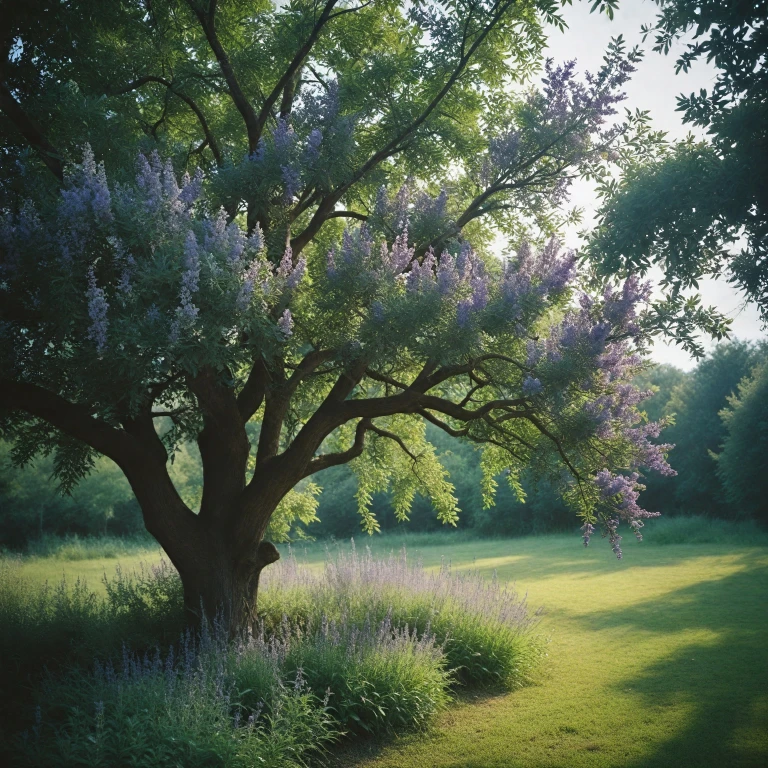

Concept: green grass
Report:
left=8, top=520, right=768, bottom=767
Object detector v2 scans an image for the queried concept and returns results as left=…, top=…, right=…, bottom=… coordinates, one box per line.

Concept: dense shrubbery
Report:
left=0, top=547, right=540, bottom=766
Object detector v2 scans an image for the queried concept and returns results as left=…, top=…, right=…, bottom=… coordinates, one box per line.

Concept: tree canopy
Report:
left=586, top=0, right=768, bottom=334
left=0, top=0, right=678, bottom=627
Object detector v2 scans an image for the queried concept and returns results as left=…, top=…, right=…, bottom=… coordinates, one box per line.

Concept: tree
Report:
left=662, top=340, right=765, bottom=516
left=717, top=361, right=768, bottom=522
left=586, top=0, right=768, bottom=335
left=1, top=0, right=675, bottom=632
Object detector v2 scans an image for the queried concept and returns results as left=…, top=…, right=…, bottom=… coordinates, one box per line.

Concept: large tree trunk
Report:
left=175, top=534, right=280, bottom=636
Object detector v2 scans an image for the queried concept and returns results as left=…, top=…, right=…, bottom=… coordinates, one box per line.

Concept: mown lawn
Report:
left=17, top=532, right=768, bottom=767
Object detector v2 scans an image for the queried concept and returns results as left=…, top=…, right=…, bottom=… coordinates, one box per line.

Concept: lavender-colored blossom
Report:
left=86, top=265, right=109, bottom=354
left=237, top=279, right=255, bottom=311
left=606, top=518, right=623, bottom=559
left=203, top=208, right=228, bottom=254
left=179, top=167, right=204, bottom=206
left=456, top=242, right=474, bottom=280
left=373, top=185, right=389, bottom=219
left=249, top=138, right=266, bottom=163
left=525, top=340, right=542, bottom=368
left=581, top=521, right=595, bottom=547
left=436, top=252, right=459, bottom=296
left=225, top=223, right=246, bottom=266
left=457, top=299, right=472, bottom=328
left=178, top=230, right=200, bottom=322
left=385, top=225, right=415, bottom=275
left=469, top=272, right=490, bottom=310
left=522, top=376, right=543, bottom=396
left=273, top=117, right=295, bottom=155
left=405, top=249, right=436, bottom=293
left=277, top=246, right=293, bottom=278
left=320, top=80, right=341, bottom=125
left=135, top=152, right=163, bottom=213
left=278, top=308, right=293, bottom=338
left=281, top=165, right=301, bottom=201
left=286, top=256, right=306, bottom=290
left=304, top=128, right=323, bottom=164
left=248, top=225, right=264, bottom=255
left=58, top=146, right=113, bottom=236
left=392, top=184, right=410, bottom=229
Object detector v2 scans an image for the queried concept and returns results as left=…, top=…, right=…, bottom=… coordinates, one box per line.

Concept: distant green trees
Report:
left=718, top=362, right=768, bottom=523
left=660, top=341, right=766, bottom=517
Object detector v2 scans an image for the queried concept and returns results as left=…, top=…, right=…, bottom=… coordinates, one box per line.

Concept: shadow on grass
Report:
left=326, top=688, right=510, bottom=768
left=571, top=554, right=768, bottom=768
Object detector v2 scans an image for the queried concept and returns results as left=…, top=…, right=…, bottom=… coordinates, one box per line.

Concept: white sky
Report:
left=544, top=0, right=764, bottom=370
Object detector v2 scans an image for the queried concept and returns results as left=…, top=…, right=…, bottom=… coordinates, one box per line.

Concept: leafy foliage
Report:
left=587, top=0, right=768, bottom=335
left=717, top=361, right=768, bottom=523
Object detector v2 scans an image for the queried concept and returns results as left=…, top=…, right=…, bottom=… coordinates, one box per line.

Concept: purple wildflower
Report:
left=179, top=230, right=200, bottom=322
left=457, top=299, right=472, bottom=328
left=281, top=165, right=301, bottom=201
left=273, top=117, right=295, bottom=155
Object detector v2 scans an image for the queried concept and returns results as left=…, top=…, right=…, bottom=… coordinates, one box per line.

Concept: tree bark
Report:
left=177, top=533, right=280, bottom=635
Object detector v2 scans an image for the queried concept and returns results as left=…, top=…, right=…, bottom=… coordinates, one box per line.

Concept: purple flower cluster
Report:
left=522, top=376, right=543, bottom=396
left=502, top=238, right=576, bottom=317
left=86, top=265, right=109, bottom=354
left=178, top=230, right=200, bottom=323
left=278, top=308, right=294, bottom=338
left=581, top=521, right=595, bottom=547
left=592, top=469, right=662, bottom=557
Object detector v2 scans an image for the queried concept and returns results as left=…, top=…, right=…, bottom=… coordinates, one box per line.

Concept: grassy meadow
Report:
left=7, top=521, right=768, bottom=767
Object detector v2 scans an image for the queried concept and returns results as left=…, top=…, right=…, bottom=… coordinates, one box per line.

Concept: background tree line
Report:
left=2, top=337, right=765, bottom=549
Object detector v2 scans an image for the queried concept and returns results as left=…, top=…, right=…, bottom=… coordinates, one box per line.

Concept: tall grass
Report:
left=260, top=543, right=542, bottom=688
left=22, top=533, right=158, bottom=560
left=0, top=546, right=541, bottom=766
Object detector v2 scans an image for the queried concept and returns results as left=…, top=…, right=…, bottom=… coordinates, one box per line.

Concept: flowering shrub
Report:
left=260, top=544, right=542, bottom=687
left=2, top=546, right=541, bottom=765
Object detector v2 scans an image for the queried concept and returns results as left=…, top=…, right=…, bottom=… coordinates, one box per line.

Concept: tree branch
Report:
left=187, top=366, right=250, bottom=520
left=0, top=82, right=64, bottom=182
left=185, top=0, right=261, bottom=152
left=301, top=417, right=371, bottom=477
left=109, top=75, right=223, bottom=165
left=254, top=0, right=339, bottom=142
left=368, top=424, right=420, bottom=462
left=290, top=0, right=517, bottom=256
left=325, top=210, right=369, bottom=221
left=237, top=357, right=270, bottom=423
left=0, top=378, right=143, bottom=465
